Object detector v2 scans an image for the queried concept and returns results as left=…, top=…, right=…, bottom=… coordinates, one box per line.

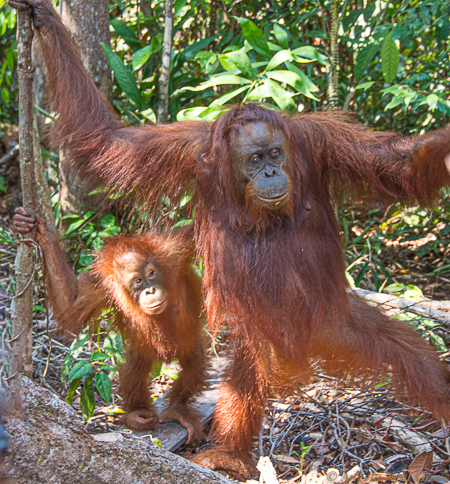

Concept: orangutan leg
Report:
left=313, top=295, right=450, bottom=418
left=118, top=346, right=158, bottom=431
left=191, top=339, right=266, bottom=480
left=160, top=340, right=206, bottom=445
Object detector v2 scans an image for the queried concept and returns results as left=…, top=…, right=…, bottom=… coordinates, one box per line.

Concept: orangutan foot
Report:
left=119, top=407, right=158, bottom=431
left=191, top=448, right=256, bottom=481
left=160, top=403, right=204, bottom=445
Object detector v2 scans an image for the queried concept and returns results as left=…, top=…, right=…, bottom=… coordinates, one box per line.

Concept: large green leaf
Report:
left=247, top=78, right=296, bottom=110
left=80, top=379, right=96, bottom=422
left=69, top=361, right=93, bottom=382
left=381, top=32, right=399, bottom=83
left=210, top=85, right=250, bottom=106
left=265, top=50, right=293, bottom=72
left=354, top=43, right=379, bottom=80
left=182, top=75, right=251, bottom=92
left=285, top=62, right=320, bottom=100
left=102, top=44, right=144, bottom=108
left=183, top=34, right=219, bottom=59
left=235, top=17, right=272, bottom=59
left=66, top=378, right=81, bottom=405
left=131, top=38, right=161, bottom=71
left=273, top=23, right=289, bottom=49
left=225, top=49, right=256, bottom=79
left=247, top=79, right=295, bottom=102
left=266, top=70, right=304, bottom=91
left=177, top=105, right=228, bottom=122
left=110, top=18, right=141, bottom=52
left=95, top=372, right=112, bottom=403
left=291, top=46, right=327, bottom=65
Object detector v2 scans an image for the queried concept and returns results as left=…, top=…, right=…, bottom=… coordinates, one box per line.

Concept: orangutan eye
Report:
left=251, top=153, right=261, bottom=163
left=271, top=148, right=280, bottom=157
left=148, top=270, right=155, bottom=277
left=133, top=278, right=142, bottom=284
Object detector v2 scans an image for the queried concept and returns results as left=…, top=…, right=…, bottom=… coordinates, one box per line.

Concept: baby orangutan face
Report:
left=116, top=251, right=167, bottom=315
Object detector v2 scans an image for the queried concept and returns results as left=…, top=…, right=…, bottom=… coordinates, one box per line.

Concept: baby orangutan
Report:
left=13, top=207, right=205, bottom=444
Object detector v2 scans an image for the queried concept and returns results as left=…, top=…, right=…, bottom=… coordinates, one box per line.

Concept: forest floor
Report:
left=1, top=149, right=450, bottom=482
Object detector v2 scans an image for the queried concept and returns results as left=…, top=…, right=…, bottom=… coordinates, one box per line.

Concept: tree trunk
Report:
left=157, top=0, right=174, bottom=124
left=2, top=377, right=236, bottom=484
left=10, top=7, right=36, bottom=409
left=327, top=0, right=339, bottom=108
left=59, top=0, right=111, bottom=215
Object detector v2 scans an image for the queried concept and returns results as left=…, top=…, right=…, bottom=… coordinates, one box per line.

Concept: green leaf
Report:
left=0, top=176, right=6, bottom=194
left=285, top=62, right=319, bottom=93
left=69, top=332, right=89, bottom=358
left=225, top=49, right=256, bottom=79
left=80, top=379, right=96, bottom=421
left=140, top=108, right=157, bottom=123
left=247, top=79, right=296, bottom=110
left=381, top=32, right=399, bottom=84
left=65, top=219, right=86, bottom=235
left=425, top=94, right=439, bottom=110
left=161, top=365, right=180, bottom=380
left=384, top=283, right=405, bottom=294
left=95, top=372, right=112, bottom=403
left=1, top=87, right=9, bottom=104
left=173, top=219, right=194, bottom=227
left=210, top=86, right=249, bottom=106
left=92, top=236, right=105, bottom=251
left=429, top=331, right=446, bottom=352
left=66, top=378, right=81, bottom=405
left=182, top=75, right=251, bottom=92
left=131, top=38, right=161, bottom=71
left=110, top=18, right=141, bottom=51
left=68, top=361, right=93, bottom=382
left=273, top=23, right=289, bottom=49
left=355, top=81, right=375, bottom=90
left=101, top=44, right=144, bottom=108
left=218, top=54, right=237, bottom=71
left=354, top=43, right=379, bottom=80
left=101, top=214, right=116, bottom=228
left=265, top=50, right=293, bottom=72
left=78, top=251, right=93, bottom=268
left=91, top=352, right=110, bottom=362
left=266, top=70, right=304, bottom=91
left=182, top=34, right=219, bottom=59
left=104, top=332, right=124, bottom=359
left=235, top=17, right=272, bottom=59
left=61, top=354, right=74, bottom=382
left=150, top=360, right=163, bottom=379
left=291, top=46, right=327, bottom=65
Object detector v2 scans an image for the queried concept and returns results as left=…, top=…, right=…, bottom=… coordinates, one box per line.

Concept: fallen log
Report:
left=148, top=355, right=225, bottom=452
left=353, top=288, right=450, bottom=325
left=1, top=376, right=235, bottom=484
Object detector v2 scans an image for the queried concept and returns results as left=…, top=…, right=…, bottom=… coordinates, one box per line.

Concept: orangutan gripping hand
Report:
left=12, top=208, right=206, bottom=445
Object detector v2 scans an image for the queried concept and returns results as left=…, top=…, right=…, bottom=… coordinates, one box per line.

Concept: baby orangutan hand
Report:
left=120, top=408, right=158, bottom=432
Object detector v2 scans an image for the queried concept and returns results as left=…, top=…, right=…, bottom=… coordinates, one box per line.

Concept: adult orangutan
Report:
left=13, top=208, right=205, bottom=444
left=9, top=0, right=450, bottom=477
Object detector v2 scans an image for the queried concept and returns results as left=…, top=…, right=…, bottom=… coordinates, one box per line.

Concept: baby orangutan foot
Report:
left=190, top=448, right=256, bottom=481
left=159, top=403, right=204, bottom=445
left=119, top=408, right=158, bottom=431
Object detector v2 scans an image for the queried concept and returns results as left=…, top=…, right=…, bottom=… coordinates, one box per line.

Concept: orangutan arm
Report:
left=13, top=208, right=108, bottom=335
left=292, top=111, right=450, bottom=206
left=9, top=0, right=210, bottom=211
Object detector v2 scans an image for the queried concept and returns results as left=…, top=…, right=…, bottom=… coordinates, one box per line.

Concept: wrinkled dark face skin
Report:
left=231, top=121, right=292, bottom=215
left=116, top=251, right=167, bottom=315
